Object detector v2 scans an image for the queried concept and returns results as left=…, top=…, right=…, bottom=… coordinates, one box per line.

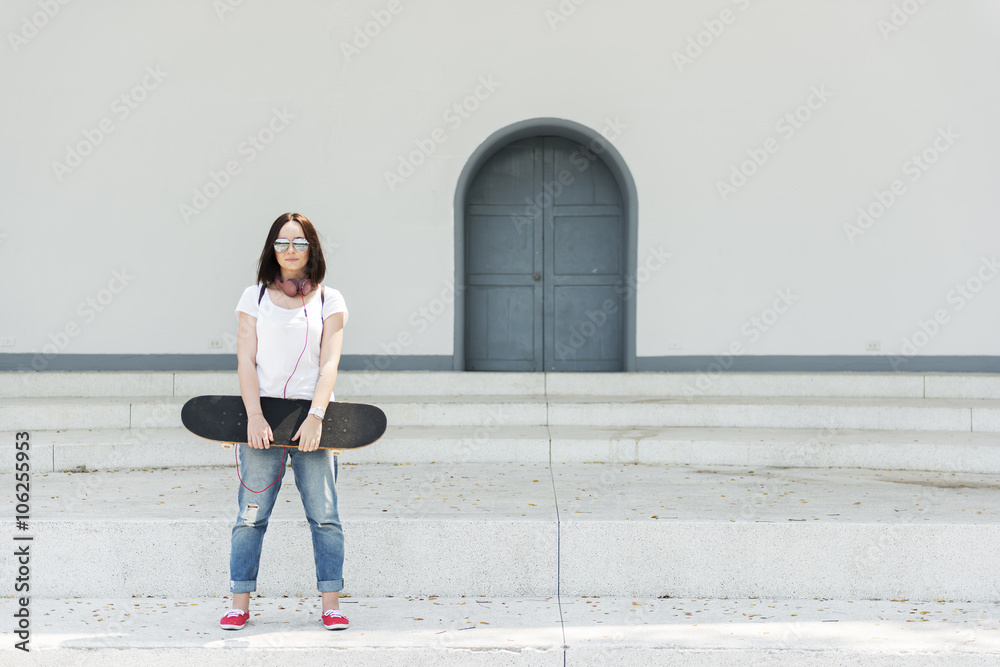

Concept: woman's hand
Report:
left=292, top=414, right=324, bottom=452
left=247, top=413, right=273, bottom=449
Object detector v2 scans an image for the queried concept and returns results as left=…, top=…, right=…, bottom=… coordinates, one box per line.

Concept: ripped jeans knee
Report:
left=240, top=502, right=260, bottom=526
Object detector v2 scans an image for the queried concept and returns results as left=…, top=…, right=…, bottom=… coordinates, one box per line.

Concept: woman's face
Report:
left=274, top=221, right=310, bottom=276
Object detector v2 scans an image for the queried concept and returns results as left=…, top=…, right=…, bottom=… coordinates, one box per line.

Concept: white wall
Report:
left=1, top=0, right=998, bottom=364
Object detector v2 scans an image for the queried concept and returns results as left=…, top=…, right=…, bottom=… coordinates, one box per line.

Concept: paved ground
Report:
left=16, top=462, right=1000, bottom=524
left=12, top=595, right=999, bottom=652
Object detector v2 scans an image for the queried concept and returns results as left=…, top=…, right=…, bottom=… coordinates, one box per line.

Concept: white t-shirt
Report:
left=235, top=284, right=349, bottom=401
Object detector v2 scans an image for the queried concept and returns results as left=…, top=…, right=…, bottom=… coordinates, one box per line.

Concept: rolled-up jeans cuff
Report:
left=318, top=579, right=344, bottom=593
left=230, top=580, right=257, bottom=594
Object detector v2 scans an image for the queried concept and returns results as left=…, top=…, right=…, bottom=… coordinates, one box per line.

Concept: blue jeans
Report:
left=229, top=444, right=344, bottom=593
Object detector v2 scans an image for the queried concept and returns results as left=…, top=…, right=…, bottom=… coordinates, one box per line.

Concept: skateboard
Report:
left=181, top=395, right=387, bottom=455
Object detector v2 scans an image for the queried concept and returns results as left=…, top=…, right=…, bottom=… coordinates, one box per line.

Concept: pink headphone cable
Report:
left=238, top=292, right=310, bottom=494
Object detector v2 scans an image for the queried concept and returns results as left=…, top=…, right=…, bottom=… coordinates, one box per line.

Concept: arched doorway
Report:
left=454, top=119, right=638, bottom=371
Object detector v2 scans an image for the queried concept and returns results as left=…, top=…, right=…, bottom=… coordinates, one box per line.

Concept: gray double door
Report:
left=465, top=136, right=625, bottom=371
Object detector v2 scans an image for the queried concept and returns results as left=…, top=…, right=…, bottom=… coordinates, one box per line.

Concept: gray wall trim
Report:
left=453, top=117, right=639, bottom=372
left=0, top=354, right=453, bottom=372
left=637, top=356, right=1000, bottom=373
left=2, top=354, right=998, bottom=373
left=0, top=354, right=240, bottom=372
left=341, top=355, right=455, bottom=371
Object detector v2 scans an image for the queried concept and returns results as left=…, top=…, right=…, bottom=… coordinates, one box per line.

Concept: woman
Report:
left=220, top=212, right=350, bottom=631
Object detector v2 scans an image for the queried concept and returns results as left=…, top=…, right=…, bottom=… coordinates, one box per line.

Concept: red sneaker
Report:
left=220, top=609, right=250, bottom=630
left=322, top=609, right=349, bottom=630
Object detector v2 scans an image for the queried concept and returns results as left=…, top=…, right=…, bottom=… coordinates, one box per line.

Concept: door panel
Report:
left=553, top=285, right=623, bottom=370
left=465, top=140, right=543, bottom=371
left=553, top=215, right=622, bottom=276
left=552, top=144, right=622, bottom=206
left=465, top=136, right=624, bottom=371
left=467, top=214, right=534, bottom=275
left=467, top=144, right=537, bottom=205
left=466, top=286, right=539, bottom=369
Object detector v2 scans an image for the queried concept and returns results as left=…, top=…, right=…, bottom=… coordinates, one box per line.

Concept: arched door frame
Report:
left=453, top=118, right=638, bottom=372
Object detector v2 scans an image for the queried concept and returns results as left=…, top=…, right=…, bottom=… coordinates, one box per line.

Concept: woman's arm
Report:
left=237, top=311, right=272, bottom=448
left=293, top=311, right=345, bottom=452
left=311, top=312, right=346, bottom=412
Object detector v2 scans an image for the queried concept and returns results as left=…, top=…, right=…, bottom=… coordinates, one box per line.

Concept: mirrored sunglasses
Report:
left=274, top=237, right=309, bottom=253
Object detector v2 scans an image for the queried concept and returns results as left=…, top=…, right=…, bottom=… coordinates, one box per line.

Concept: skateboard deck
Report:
left=181, top=395, right=386, bottom=454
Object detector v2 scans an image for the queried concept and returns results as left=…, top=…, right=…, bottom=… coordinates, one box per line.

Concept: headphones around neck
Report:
left=275, top=276, right=312, bottom=296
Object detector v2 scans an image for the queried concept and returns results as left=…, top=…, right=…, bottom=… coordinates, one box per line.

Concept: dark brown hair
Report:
left=255, top=212, right=326, bottom=288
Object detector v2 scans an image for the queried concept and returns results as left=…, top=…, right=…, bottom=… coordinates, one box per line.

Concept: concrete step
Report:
left=7, top=595, right=998, bottom=666
left=547, top=394, right=998, bottom=431
left=4, top=394, right=1000, bottom=432
left=5, top=425, right=1000, bottom=474
left=5, top=370, right=1000, bottom=399
left=4, top=463, right=998, bottom=600
left=0, top=395, right=545, bottom=430
left=0, top=370, right=541, bottom=399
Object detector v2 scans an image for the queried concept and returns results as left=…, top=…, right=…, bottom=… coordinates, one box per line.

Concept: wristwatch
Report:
left=307, top=407, right=325, bottom=421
